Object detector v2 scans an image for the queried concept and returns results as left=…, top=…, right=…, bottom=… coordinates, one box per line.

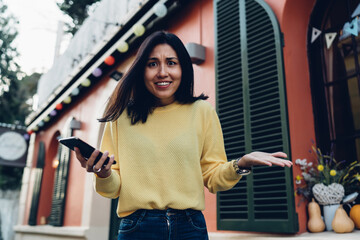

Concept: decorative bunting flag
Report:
left=351, top=3, right=360, bottom=18
left=325, top=32, right=337, bottom=49
left=311, top=27, right=322, bottom=43
left=344, top=18, right=358, bottom=36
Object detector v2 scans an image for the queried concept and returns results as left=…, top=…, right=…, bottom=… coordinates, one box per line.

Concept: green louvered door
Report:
left=215, top=0, right=298, bottom=233
left=28, top=141, right=45, bottom=225
left=48, top=143, right=69, bottom=226
left=48, top=120, right=73, bottom=226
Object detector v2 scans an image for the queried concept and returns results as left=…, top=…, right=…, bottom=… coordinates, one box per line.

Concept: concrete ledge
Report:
left=209, top=232, right=295, bottom=240
left=209, top=230, right=360, bottom=239
left=14, top=225, right=88, bottom=240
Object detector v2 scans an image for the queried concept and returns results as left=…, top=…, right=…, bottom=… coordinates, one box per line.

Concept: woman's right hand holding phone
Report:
left=74, top=147, right=115, bottom=178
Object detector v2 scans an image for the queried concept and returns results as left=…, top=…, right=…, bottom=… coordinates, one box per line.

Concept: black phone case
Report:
left=58, top=136, right=115, bottom=166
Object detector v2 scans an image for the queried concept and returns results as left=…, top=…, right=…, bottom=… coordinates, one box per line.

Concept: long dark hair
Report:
left=98, top=31, right=208, bottom=124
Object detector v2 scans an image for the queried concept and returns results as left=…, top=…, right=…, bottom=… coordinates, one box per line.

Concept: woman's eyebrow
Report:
left=147, top=57, right=178, bottom=60
left=167, top=57, right=178, bottom=60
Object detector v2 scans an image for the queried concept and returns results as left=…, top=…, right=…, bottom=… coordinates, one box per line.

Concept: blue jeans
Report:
left=117, top=208, right=209, bottom=240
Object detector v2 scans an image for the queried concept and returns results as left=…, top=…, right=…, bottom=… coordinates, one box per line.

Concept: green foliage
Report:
left=0, top=166, right=23, bottom=190
left=0, top=0, right=20, bottom=88
left=0, top=72, right=40, bottom=125
left=57, top=0, right=102, bottom=35
left=0, top=0, right=41, bottom=125
left=0, top=1, right=41, bottom=190
left=309, top=145, right=360, bottom=189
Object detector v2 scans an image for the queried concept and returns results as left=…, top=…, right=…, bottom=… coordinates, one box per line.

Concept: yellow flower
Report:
left=295, top=175, right=303, bottom=184
left=317, top=165, right=324, bottom=171
left=355, top=173, right=360, bottom=181
left=330, top=170, right=336, bottom=176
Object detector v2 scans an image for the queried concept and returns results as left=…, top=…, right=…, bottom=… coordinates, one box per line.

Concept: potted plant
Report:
left=295, top=144, right=360, bottom=231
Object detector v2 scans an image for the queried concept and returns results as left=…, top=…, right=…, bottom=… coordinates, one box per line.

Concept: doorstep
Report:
left=209, top=229, right=360, bottom=240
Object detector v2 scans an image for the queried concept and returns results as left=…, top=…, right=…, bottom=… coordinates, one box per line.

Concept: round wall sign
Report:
left=0, top=131, right=27, bottom=161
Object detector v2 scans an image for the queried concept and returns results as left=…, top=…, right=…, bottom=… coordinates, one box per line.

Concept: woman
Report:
left=75, top=31, right=292, bottom=239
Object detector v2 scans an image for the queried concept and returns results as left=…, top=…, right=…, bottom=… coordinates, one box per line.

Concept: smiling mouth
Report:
left=155, top=81, right=171, bottom=86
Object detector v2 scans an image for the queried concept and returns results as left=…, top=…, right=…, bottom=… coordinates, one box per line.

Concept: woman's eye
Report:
left=168, top=61, right=177, bottom=66
left=147, top=62, right=157, bottom=67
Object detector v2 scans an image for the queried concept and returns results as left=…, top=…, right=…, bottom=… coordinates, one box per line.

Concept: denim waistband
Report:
left=129, top=208, right=200, bottom=218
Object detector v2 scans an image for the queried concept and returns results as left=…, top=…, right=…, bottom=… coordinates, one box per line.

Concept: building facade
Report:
left=15, top=0, right=360, bottom=239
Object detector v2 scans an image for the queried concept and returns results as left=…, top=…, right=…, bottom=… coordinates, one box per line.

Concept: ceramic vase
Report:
left=323, top=204, right=340, bottom=231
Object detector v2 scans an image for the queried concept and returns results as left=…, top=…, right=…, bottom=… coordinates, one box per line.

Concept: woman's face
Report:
left=144, top=44, right=182, bottom=106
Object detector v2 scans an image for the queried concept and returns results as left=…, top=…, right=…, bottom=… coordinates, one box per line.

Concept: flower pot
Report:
left=323, top=204, right=340, bottom=231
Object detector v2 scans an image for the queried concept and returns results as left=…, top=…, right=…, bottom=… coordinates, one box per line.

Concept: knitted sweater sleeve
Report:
left=200, top=103, right=241, bottom=193
left=94, top=121, right=121, bottom=199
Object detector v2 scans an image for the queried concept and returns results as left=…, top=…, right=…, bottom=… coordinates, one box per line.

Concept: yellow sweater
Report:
left=95, top=100, right=241, bottom=217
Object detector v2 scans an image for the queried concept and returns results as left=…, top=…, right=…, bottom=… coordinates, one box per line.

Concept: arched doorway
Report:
left=308, top=0, right=360, bottom=193
left=29, top=131, right=59, bottom=225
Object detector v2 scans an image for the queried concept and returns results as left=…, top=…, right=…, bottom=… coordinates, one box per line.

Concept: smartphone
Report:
left=58, top=136, right=116, bottom=166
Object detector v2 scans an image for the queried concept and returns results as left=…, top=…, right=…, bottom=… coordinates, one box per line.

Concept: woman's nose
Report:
left=157, top=64, right=168, bottom=77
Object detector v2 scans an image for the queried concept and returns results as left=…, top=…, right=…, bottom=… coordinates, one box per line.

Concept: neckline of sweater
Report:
left=153, top=101, right=182, bottom=113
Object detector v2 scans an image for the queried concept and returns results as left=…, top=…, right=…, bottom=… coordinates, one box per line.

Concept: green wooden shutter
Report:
left=48, top=126, right=73, bottom=226
left=28, top=141, right=46, bottom=226
left=109, top=198, right=120, bottom=240
left=215, top=0, right=298, bottom=233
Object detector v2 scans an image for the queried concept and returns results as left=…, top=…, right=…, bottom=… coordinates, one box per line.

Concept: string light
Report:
left=153, top=2, right=167, bottom=17
left=71, top=88, right=80, bottom=96
left=117, top=41, right=129, bottom=53
left=55, top=103, right=63, bottom=110
left=28, top=1, right=165, bottom=132
left=92, top=68, right=102, bottom=77
left=81, top=78, right=92, bottom=87
left=133, top=24, right=145, bottom=36
left=104, top=56, right=115, bottom=65
left=63, top=96, right=72, bottom=104
left=50, top=110, right=57, bottom=117
left=23, top=133, right=30, bottom=140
